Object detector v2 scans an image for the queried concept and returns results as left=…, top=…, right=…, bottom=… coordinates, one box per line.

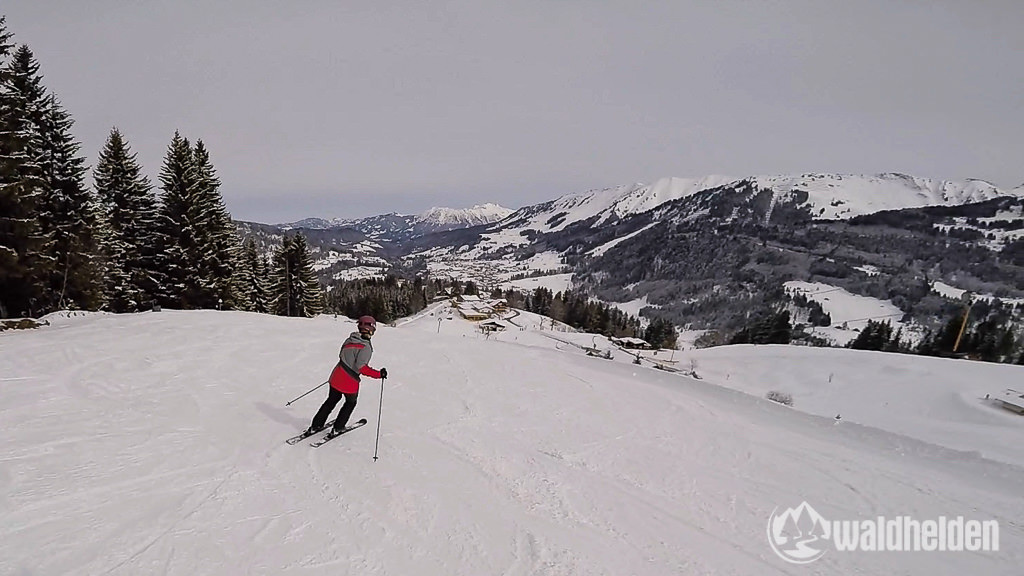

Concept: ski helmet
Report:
left=357, top=315, right=377, bottom=332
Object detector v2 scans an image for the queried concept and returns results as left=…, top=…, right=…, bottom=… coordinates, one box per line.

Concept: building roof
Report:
left=612, top=337, right=650, bottom=346
left=999, top=388, right=1024, bottom=409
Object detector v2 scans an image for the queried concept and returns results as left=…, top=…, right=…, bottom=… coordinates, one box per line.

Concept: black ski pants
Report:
left=311, top=387, right=358, bottom=432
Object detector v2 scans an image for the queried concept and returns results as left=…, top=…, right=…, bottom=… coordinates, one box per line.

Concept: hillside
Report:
left=2, top=309, right=1022, bottom=574
left=465, top=173, right=1020, bottom=258
left=234, top=173, right=1024, bottom=341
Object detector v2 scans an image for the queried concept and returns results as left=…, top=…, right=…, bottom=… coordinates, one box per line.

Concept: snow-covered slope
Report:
left=784, top=280, right=912, bottom=346
left=685, top=344, right=1024, bottom=467
left=496, top=175, right=737, bottom=236
left=2, top=310, right=1022, bottom=574
left=752, top=173, right=1012, bottom=220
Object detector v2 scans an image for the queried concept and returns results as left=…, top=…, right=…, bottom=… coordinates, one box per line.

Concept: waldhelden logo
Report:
left=767, top=501, right=999, bottom=564
left=767, top=502, right=830, bottom=564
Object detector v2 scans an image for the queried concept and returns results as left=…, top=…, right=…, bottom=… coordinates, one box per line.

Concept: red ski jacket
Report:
left=328, top=332, right=382, bottom=393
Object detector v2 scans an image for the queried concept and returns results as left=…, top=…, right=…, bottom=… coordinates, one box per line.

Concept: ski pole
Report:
left=285, top=380, right=328, bottom=406
left=373, top=376, right=385, bottom=461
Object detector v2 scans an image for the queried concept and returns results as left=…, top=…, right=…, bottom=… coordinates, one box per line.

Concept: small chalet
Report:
left=479, top=320, right=508, bottom=332
left=611, top=336, right=653, bottom=350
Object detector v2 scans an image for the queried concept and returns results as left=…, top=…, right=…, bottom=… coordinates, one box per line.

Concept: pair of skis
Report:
left=285, top=418, right=368, bottom=447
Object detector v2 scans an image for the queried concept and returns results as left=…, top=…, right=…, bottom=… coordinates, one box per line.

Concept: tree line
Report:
left=0, top=16, right=326, bottom=319
left=507, top=286, right=667, bottom=345
left=849, top=307, right=1024, bottom=365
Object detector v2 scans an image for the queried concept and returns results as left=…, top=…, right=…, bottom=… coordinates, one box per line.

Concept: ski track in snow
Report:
left=1, top=309, right=1022, bottom=575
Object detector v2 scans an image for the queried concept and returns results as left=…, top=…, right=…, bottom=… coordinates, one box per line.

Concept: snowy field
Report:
left=500, top=273, right=574, bottom=294
left=784, top=280, right=911, bottom=345
left=604, top=295, right=659, bottom=319
left=2, top=310, right=1023, bottom=575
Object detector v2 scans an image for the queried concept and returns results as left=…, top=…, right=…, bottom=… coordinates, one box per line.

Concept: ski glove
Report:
left=380, top=367, right=388, bottom=379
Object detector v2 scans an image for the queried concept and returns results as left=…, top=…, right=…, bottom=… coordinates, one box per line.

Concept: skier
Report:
left=306, top=315, right=387, bottom=438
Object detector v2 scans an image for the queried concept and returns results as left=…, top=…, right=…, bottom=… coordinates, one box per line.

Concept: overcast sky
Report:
left=4, top=1, right=1022, bottom=223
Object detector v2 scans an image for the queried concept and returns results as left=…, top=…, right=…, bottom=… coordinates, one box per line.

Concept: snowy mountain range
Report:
left=486, top=173, right=1019, bottom=241
left=239, top=172, right=1024, bottom=324
left=427, top=172, right=1019, bottom=260
left=280, top=203, right=513, bottom=241
left=265, top=173, right=1020, bottom=250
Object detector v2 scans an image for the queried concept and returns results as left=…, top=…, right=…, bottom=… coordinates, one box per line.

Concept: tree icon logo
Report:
left=767, top=501, right=831, bottom=564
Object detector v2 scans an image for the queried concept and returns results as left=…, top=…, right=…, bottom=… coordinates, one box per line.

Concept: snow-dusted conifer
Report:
left=270, top=233, right=323, bottom=317
left=155, top=131, right=200, bottom=308
left=237, top=237, right=269, bottom=313
left=25, top=55, right=103, bottom=312
left=191, top=139, right=239, bottom=309
left=0, top=31, right=48, bottom=317
left=93, top=128, right=159, bottom=311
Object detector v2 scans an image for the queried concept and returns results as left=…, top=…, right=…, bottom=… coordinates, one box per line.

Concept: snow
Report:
left=685, top=344, right=1024, bottom=466
left=930, top=205, right=1024, bottom=250
left=2, top=310, right=1023, bottom=574
left=932, top=281, right=1024, bottom=307
left=784, top=280, right=910, bottom=346
left=587, top=223, right=658, bottom=257
left=331, top=265, right=389, bottom=281
left=495, top=176, right=738, bottom=239
left=753, top=173, right=1018, bottom=220
left=520, top=251, right=566, bottom=273
left=473, top=173, right=1021, bottom=258
left=417, top=251, right=565, bottom=290
left=417, top=203, right=513, bottom=227
left=310, top=249, right=348, bottom=271
left=932, top=281, right=970, bottom=301
left=853, top=264, right=880, bottom=276
left=606, top=295, right=658, bottom=318
left=501, top=273, right=574, bottom=294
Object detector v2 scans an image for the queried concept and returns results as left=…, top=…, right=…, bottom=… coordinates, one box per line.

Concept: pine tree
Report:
left=767, top=310, right=792, bottom=344
left=31, top=85, right=102, bottom=311
left=915, top=329, right=936, bottom=356
left=0, top=31, right=48, bottom=317
left=294, top=235, right=323, bottom=317
left=191, top=139, right=238, bottom=309
left=270, top=233, right=323, bottom=317
left=932, top=313, right=967, bottom=355
left=93, top=127, right=159, bottom=312
left=849, top=320, right=893, bottom=351
left=644, top=317, right=678, bottom=349
left=154, top=133, right=240, bottom=310
left=154, top=131, right=200, bottom=308
left=236, top=237, right=269, bottom=312
left=883, top=327, right=904, bottom=353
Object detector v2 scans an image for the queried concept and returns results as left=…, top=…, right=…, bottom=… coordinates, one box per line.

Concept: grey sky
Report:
left=5, top=1, right=1022, bottom=223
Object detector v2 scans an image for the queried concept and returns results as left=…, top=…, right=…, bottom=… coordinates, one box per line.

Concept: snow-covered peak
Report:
left=751, top=173, right=1017, bottom=220
left=600, top=175, right=740, bottom=223
left=501, top=175, right=741, bottom=235
left=416, top=203, right=513, bottom=227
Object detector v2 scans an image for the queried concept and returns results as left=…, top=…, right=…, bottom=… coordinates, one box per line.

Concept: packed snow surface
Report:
left=2, top=309, right=1022, bottom=575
